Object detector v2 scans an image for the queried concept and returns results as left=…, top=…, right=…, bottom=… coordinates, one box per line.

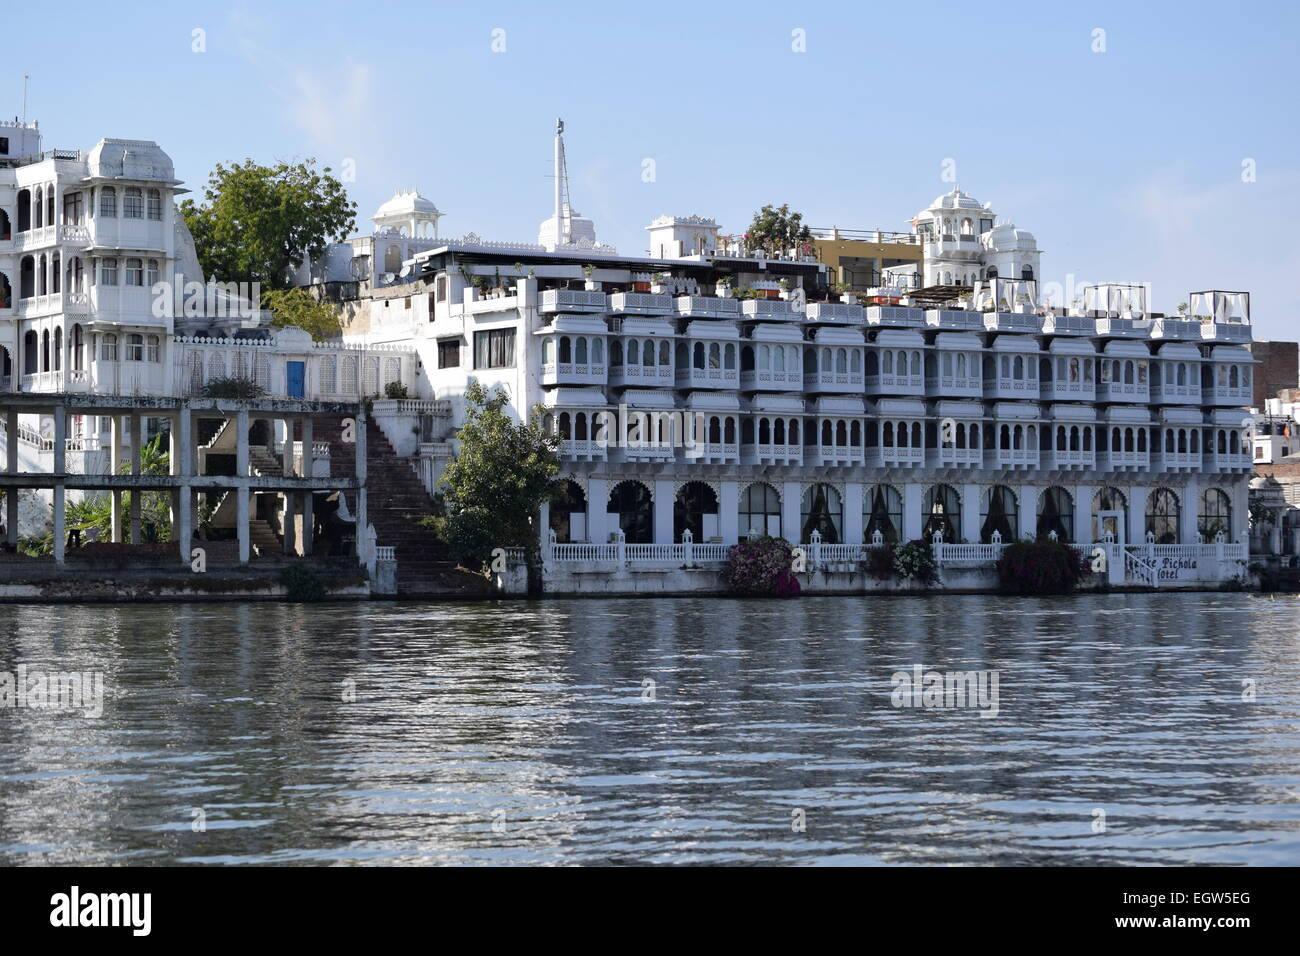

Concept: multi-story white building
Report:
left=330, top=123, right=1255, bottom=589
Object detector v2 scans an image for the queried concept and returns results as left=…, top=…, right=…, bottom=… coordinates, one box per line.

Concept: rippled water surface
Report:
left=2, top=594, right=1299, bottom=865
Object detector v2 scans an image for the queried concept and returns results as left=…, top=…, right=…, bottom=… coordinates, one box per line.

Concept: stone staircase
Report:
left=249, top=448, right=283, bottom=478
left=249, top=518, right=282, bottom=556
left=313, top=417, right=470, bottom=596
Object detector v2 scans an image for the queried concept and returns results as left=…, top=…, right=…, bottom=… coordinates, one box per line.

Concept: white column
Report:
left=4, top=409, right=15, bottom=547
left=110, top=414, right=122, bottom=543
left=236, top=485, right=250, bottom=564
left=235, top=409, right=249, bottom=476
left=1018, top=483, right=1037, bottom=541
left=129, top=412, right=142, bottom=545
left=282, top=492, right=297, bottom=555
left=586, top=477, right=607, bottom=544
left=902, top=482, right=923, bottom=542
left=1180, top=479, right=1200, bottom=543
left=53, top=483, right=65, bottom=564
left=719, top=479, right=739, bottom=544
left=843, top=481, right=864, bottom=544
left=355, top=413, right=368, bottom=565
left=52, top=405, right=66, bottom=475
left=782, top=480, right=802, bottom=543
left=177, top=485, right=192, bottom=563
left=653, top=478, right=674, bottom=543
left=1075, top=484, right=1096, bottom=544
left=1127, top=486, right=1147, bottom=544
left=961, top=482, right=982, bottom=544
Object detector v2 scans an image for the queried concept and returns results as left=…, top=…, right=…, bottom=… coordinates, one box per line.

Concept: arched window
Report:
left=864, top=484, right=903, bottom=544
left=674, top=481, right=719, bottom=542
left=72, top=324, right=84, bottom=371
left=40, top=329, right=50, bottom=372
left=923, top=484, right=961, bottom=541
left=53, top=328, right=62, bottom=371
left=147, top=188, right=163, bottom=220
left=125, top=258, right=144, bottom=286
left=801, top=483, right=842, bottom=543
left=1145, top=488, right=1180, bottom=544
left=1198, top=488, right=1232, bottom=540
left=607, top=480, right=653, bottom=544
left=739, top=482, right=782, bottom=539
left=1021, top=266, right=1034, bottom=281
left=99, top=186, right=117, bottom=218
left=980, top=485, right=1019, bottom=542
left=126, top=333, right=145, bottom=362
left=101, top=333, right=118, bottom=361
left=549, top=480, right=587, bottom=543
left=22, top=330, right=38, bottom=374
left=1037, top=487, right=1074, bottom=542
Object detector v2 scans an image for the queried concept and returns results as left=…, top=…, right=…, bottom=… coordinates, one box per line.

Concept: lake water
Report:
left=2, top=593, right=1298, bottom=865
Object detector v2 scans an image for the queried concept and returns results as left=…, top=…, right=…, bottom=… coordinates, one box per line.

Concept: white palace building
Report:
left=0, top=115, right=1257, bottom=591
left=320, top=121, right=1256, bottom=592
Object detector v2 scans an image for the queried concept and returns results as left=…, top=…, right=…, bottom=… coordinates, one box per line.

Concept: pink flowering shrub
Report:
left=724, top=536, right=802, bottom=597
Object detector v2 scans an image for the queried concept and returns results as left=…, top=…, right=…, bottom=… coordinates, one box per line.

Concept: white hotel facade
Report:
left=332, top=124, right=1255, bottom=590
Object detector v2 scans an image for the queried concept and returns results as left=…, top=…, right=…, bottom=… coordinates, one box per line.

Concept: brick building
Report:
left=1248, top=340, right=1299, bottom=408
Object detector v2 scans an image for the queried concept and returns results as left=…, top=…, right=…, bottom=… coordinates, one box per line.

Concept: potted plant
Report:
left=715, top=276, right=733, bottom=298
left=650, top=272, right=669, bottom=294
left=582, top=263, right=600, bottom=291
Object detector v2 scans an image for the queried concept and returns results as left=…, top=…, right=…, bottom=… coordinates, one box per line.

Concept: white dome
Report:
left=925, top=187, right=985, bottom=211
left=372, top=188, right=440, bottom=220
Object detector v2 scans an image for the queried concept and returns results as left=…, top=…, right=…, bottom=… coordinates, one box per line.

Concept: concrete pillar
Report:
left=236, top=485, right=250, bottom=564
left=282, top=418, right=295, bottom=477
left=782, top=480, right=803, bottom=543
left=301, top=418, right=314, bottom=478
left=177, top=484, right=193, bottom=564
left=236, top=409, right=249, bottom=476
left=961, top=482, right=982, bottom=544
left=355, top=414, right=368, bottom=565
left=110, top=415, right=123, bottom=543
left=301, top=493, right=314, bottom=556
left=1018, top=483, right=1037, bottom=542
left=587, top=477, right=608, bottom=544
left=283, top=492, right=297, bottom=555
left=129, top=412, right=142, bottom=545
left=843, top=481, right=864, bottom=544
left=902, top=482, right=924, bottom=542
left=1127, top=486, right=1147, bottom=544
left=1075, top=484, right=1096, bottom=544
left=53, top=405, right=66, bottom=475
left=4, top=410, right=15, bottom=547
left=178, top=406, right=192, bottom=477
left=1180, top=479, right=1200, bottom=543
left=653, top=478, right=674, bottom=543
left=719, top=479, right=739, bottom=544
left=53, top=483, right=65, bottom=564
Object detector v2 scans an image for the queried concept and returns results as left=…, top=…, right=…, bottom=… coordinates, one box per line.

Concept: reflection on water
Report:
left=1, top=594, right=1299, bottom=865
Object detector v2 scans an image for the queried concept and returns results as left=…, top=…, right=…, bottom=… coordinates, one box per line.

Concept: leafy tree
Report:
left=440, top=382, right=561, bottom=571
left=261, top=287, right=342, bottom=340
left=745, top=203, right=812, bottom=255
left=179, top=159, right=357, bottom=289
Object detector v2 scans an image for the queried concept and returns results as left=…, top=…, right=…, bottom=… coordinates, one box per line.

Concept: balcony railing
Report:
left=1149, top=383, right=1199, bottom=403
left=609, top=292, right=673, bottom=314
left=675, top=296, right=740, bottom=318
left=804, top=302, right=864, bottom=324
left=742, top=443, right=802, bottom=464
left=608, top=364, right=674, bottom=386
left=804, top=370, right=864, bottom=392
left=539, top=289, right=607, bottom=312
left=740, top=299, right=797, bottom=320
left=675, top=366, right=739, bottom=389
left=740, top=369, right=802, bottom=390
left=925, top=375, right=983, bottom=398
left=866, top=373, right=924, bottom=395
left=1042, top=449, right=1095, bottom=469
left=928, top=446, right=982, bottom=468
left=541, top=362, right=608, bottom=385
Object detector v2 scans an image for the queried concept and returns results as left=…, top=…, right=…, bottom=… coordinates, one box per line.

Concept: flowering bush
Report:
left=996, top=539, right=1091, bottom=595
left=893, top=540, right=938, bottom=587
left=724, top=536, right=801, bottom=597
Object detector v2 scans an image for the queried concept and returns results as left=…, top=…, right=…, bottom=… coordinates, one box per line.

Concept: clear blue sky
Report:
left=9, top=0, right=1299, bottom=338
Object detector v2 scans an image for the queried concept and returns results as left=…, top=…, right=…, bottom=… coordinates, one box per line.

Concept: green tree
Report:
left=179, top=159, right=357, bottom=289
left=440, top=382, right=561, bottom=572
left=745, top=203, right=812, bottom=255
left=261, top=287, right=343, bottom=340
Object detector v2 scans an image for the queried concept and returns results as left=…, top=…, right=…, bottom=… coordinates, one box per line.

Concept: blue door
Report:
left=287, top=361, right=305, bottom=398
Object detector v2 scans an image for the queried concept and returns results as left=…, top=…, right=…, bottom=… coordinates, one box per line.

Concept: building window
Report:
left=437, top=338, right=461, bottom=369
left=801, top=483, right=843, bottom=543
left=739, top=482, right=781, bottom=539
left=101, top=333, right=118, bottom=361
left=126, top=333, right=145, bottom=362
left=63, top=191, right=83, bottom=225
left=1037, top=486, right=1074, bottom=542
left=146, top=335, right=160, bottom=362
left=125, top=258, right=144, bottom=286
left=123, top=187, right=144, bottom=219
left=923, top=484, right=961, bottom=541
left=99, top=187, right=117, bottom=218
left=146, top=259, right=160, bottom=287
left=1145, top=488, right=1181, bottom=544
left=980, top=485, right=1019, bottom=542
left=864, top=484, right=903, bottom=543
left=435, top=274, right=448, bottom=302
left=607, top=480, right=653, bottom=544
left=1198, top=488, right=1232, bottom=539
left=101, top=258, right=119, bottom=286
left=473, top=328, right=516, bottom=369
left=147, top=189, right=162, bottom=220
